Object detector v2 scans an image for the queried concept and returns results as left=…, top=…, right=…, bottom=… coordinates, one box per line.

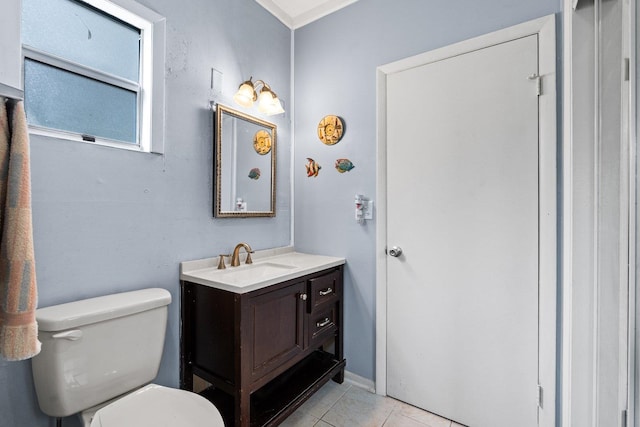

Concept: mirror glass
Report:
left=214, top=104, right=276, bottom=217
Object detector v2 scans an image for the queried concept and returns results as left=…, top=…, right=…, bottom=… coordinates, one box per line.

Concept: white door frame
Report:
left=563, top=1, right=635, bottom=424
left=625, top=1, right=635, bottom=425
left=630, top=0, right=638, bottom=424
left=375, top=14, right=557, bottom=427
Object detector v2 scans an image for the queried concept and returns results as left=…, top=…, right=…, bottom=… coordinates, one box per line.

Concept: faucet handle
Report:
left=217, top=254, right=230, bottom=270
left=245, top=251, right=254, bottom=265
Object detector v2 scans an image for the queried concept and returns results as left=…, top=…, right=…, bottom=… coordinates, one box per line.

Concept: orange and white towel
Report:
left=0, top=97, right=40, bottom=361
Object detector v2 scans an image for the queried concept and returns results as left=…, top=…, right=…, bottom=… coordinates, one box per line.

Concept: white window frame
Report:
left=22, top=0, right=166, bottom=153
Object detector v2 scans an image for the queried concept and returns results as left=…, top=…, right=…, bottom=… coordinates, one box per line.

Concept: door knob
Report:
left=388, top=246, right=403, bottom=257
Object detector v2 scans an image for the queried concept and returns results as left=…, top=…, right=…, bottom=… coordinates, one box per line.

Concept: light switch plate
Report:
left=364, top=201, right=373, bottom=220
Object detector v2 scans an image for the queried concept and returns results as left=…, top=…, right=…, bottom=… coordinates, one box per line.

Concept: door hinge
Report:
left=622, top=409, right=627, bottom=427
left=537, top=384, right=543, bottom=408
left=528, top=73, right=541, bottom=96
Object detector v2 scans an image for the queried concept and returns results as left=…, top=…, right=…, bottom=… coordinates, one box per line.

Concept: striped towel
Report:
left=0, top=97, right=40, bottom=361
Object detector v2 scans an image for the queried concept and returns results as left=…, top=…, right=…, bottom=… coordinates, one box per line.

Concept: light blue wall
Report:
left=0, top=0, right=291, bottom=425
left=293, top=0, right=562, bottom=382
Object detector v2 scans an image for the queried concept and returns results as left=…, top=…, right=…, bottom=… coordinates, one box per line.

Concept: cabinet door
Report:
left=248, top=282, right=306, bottom=381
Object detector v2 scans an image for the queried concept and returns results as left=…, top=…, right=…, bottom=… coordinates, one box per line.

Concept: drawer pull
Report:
left=319, top=287, right=333, bottom=296
left=316, top=318, right=332, bottom=328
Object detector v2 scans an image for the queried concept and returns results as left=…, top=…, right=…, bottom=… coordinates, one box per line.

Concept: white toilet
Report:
left=31, top=288, right=224, bottom=426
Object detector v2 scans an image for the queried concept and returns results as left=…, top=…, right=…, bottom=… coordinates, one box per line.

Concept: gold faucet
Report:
left=230, top=243, right=253, bottom=267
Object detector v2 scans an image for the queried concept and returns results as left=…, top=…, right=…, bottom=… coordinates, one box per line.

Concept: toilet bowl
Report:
left=31, top=288, right=224, bottom=426
left=86, top=384, right=224, bottom=427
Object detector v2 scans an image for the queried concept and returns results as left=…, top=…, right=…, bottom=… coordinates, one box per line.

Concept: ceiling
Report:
left=255, top=0, right=358, bottom=29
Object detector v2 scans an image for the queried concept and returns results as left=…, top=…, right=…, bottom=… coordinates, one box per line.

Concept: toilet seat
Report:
left=88, top=384, right=224, bottom=427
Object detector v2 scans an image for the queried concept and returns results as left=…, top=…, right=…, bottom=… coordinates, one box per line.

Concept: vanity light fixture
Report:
left=233, top=77, right=285, bottom=116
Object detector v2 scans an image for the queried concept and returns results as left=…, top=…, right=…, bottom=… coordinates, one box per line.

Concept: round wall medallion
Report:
left=317, top=115, right=344, bottom=145
left=253, top=130, right=272, bottom=155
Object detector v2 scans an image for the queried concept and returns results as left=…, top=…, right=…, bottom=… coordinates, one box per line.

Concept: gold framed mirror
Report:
left=214, top=104, right=276, bottom=217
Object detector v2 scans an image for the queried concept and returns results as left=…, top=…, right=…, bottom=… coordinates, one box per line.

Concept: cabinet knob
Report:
left=299, top=293, right=308, bottom=301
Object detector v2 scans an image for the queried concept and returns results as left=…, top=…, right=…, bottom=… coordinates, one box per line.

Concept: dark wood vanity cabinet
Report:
left=180, top=265, right=345, bottom=427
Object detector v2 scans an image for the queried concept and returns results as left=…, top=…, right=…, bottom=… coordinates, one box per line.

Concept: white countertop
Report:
left=180, top=247, right=345, bottom=293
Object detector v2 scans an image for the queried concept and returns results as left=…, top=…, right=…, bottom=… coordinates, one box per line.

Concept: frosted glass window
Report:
left=21, top=0, right=165, bottom=152
left=22, top=0, right=140, bottom=82
left=24, top=59, right=137, bottom=144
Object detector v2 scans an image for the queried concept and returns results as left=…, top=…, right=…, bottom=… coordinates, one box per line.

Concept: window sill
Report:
left=28, top=125, right=163, bottom=155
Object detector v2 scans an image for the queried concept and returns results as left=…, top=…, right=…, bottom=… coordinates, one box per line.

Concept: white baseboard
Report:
left=344, top=370, right=376, bottom=393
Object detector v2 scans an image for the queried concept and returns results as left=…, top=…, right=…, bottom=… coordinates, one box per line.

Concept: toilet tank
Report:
left=31, top=288, right=172, bottom=418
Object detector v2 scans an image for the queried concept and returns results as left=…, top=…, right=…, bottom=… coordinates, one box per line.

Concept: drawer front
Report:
left=308, top=304, right=338, bottom=345
left=308, top=269, right=341, bottom=312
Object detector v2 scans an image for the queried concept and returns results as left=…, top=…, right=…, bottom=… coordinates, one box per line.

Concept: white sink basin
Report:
left=186, top=261, right=298, bottom=289
left=213, top=262, right=297, bottom=282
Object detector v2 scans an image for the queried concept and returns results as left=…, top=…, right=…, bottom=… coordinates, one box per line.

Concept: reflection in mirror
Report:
left=214, top=104, right=276, bottom=217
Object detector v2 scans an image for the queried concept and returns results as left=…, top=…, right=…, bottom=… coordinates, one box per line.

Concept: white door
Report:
left=386, top=35, right=540, bottom=427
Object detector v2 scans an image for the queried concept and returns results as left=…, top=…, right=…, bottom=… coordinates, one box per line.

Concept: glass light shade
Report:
left=233, top=82, right=256, bottom=108
left=257, top=90, right=275, bottom=112
left=258, top=89, right=285, bottom=115
left=268, top=98, right=285, bottom=115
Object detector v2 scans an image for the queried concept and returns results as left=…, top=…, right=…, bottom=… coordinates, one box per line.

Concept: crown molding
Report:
left=256, top=0, right=358, bottom=29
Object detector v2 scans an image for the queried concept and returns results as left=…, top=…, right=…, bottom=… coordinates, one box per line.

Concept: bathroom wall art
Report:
left=334, top=158, right=355, bottom=173
left=248, top=168, right=261, bottom=180
left=317, top=115, right=344, bottom=145
left=305, top=158, right=321, bottom=177
left=253, top=129, right=272, bottom=155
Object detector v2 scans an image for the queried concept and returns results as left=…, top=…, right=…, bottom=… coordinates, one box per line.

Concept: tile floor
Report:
left=281, top=381, right=464, bottom=427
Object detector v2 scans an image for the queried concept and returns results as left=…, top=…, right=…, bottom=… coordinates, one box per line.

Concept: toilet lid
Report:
left=89, top=384, right=224, bottom=427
